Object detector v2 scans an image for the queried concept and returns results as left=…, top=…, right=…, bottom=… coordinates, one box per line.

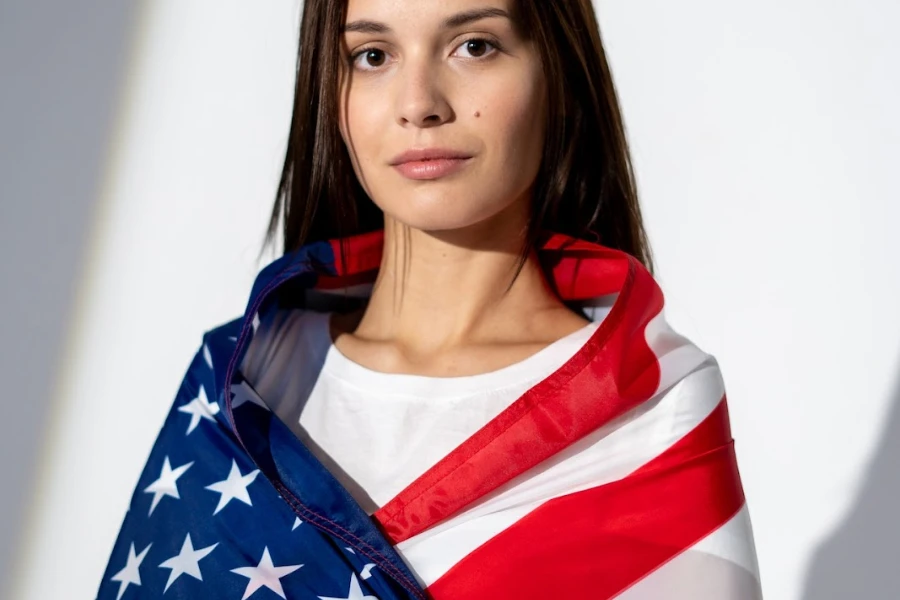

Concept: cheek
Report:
left=342, top=90, right=391, bottom=173
left=339, top=71, right=413, bottom=218
left=480, top=71, right=547, bottom=174
left=338, top=91, right=380, bottom=194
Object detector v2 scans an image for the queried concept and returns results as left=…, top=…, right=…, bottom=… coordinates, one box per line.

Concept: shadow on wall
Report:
left=801, top=361, right=900, bottom=599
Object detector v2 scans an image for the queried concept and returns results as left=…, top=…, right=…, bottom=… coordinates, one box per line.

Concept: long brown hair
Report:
left=263, top=0, right=654, bottom=275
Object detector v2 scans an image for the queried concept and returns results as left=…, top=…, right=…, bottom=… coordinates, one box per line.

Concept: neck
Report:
left=351, top=203, right=567, bottom=356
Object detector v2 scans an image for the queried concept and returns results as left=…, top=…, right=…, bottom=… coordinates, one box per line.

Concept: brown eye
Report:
left=465, top=40, right=488, bottom=57
left=363, top=49, right=385, bottom=67
left=453, top=38, right=500, bottom=60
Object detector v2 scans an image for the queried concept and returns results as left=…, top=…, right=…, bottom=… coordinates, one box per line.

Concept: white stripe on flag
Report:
left=616, top=504, right=762, bottom=599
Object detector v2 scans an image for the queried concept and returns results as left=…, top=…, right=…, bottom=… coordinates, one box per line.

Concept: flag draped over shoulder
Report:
left=97, top=229, right=761, bottom=600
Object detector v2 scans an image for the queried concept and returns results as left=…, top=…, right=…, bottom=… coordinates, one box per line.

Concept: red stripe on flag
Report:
left=427, top=397, right=745, bottom=599
left=327, top=229, right=383, bottom=278
left=314, top=270, right=377, bottom=290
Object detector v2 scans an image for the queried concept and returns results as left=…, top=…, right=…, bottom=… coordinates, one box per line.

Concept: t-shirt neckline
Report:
left=312, top=310, right=601, bottom=399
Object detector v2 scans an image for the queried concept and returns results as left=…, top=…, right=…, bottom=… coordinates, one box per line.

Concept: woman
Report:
left=98, top=0, right=761, bottom=598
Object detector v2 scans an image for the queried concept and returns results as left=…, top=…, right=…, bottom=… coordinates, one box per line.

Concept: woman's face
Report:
left=338, top=0, right=547, bottom=233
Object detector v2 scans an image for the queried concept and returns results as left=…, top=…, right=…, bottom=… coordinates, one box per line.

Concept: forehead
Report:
left=344, top=0, right=514, bottom=26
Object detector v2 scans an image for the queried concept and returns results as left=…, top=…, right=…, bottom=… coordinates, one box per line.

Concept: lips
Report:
left=390, top=147, right=474, bottom=181
left=389, top=147, right=473, bottom=166
left=394, top=158, right=470, bottom=180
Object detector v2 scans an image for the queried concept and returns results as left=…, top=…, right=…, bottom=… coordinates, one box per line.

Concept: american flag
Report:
left=98, top=230, right=761, bottom=599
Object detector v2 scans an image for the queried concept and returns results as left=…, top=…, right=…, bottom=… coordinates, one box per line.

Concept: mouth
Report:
left=392, top=157, right=473, bottom=181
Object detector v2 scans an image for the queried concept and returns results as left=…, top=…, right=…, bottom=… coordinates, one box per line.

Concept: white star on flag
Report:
left=292, top=517, right=303, bottom=531
left=143, top=456, right=193, bottom=516
left=205, top=459, right=260, bottom=515
left=231, top=547, right=303, bottom=600
left=318, top=572, right=379, bottom=600
left=178, top=385, right=220, bottom=434
left=158, top=533, right=218, bottom=592
left=110, top=542, right=151, bottom=600
left=202, top=343, right=213, bottom=368
left=232, top=380, right=269, bottom=411
left=360, top=564, right=376, bottom=580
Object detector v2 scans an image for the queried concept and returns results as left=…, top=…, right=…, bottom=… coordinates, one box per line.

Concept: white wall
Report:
left=597, top=2, right=900, bottom=598
left=8, top=1, right=899, bottom=599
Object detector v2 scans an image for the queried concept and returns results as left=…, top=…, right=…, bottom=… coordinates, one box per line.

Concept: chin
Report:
left=386, top=210, right=486, bottom=234
left=377, top=189, right=507, bottom=234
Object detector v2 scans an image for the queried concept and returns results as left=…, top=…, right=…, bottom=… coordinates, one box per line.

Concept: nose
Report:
left=394, top=56, right=453, bottom=128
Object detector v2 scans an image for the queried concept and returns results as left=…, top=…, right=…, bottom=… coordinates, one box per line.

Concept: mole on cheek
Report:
left=475, top=111, right=481, bottom=117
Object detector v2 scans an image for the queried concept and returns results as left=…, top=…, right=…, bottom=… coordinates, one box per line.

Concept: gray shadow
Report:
left=0, top=0, right=141, bottom=591
left=801, top=361, right=900, bottom=599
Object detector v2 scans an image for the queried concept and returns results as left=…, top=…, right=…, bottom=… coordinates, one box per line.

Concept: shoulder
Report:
left=198, top=314, right=245, bottom=388
left=154, top=315, right=245, bottom=433
left=636, top=312, right=732, bottom=444
left=240, top=306, right=332, bottom=386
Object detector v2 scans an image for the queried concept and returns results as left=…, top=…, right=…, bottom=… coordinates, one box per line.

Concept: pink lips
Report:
left=390, top=148, right=474, bottom=181
left=394, top=158, right=471, bottom=180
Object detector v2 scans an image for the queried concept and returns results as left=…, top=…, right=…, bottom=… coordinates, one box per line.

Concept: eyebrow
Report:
left=342, top=7, right=510, bottom=34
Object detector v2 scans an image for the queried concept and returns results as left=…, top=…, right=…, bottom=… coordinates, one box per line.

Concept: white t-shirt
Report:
left=240, top=308, right=602, bottom=515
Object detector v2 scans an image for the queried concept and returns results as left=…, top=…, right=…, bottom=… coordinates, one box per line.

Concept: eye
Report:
left=348, top=37, right=501, bottom=72
left=351, top=48, right=388, bottom=70
left=453, top=38, right=499, bottom=59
